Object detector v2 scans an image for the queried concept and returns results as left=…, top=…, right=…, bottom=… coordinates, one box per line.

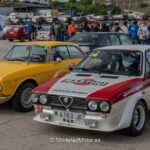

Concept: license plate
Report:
left=10, top=32, right=14, bottom=35
left=54, top=110, right=84, bottom=124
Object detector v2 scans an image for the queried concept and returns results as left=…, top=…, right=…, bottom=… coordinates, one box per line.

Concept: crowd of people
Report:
left=26, top=19, right=150, bottom=44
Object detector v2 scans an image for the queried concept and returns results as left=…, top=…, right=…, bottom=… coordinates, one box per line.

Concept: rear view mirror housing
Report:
left=69, top=64, right=77, bottom=71
left=56, top=57, right=62, bottom=63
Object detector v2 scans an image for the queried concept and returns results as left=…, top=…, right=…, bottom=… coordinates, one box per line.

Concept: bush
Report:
left=111, top=6, right=121, bottom=15
left=142, top=13, right=150, bottom=21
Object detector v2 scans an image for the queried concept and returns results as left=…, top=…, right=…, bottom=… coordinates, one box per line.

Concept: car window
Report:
left=50, top=46, right=70, bottom=61
left=90, top=34, right=100, bottom=43
left=99, top=34, right=111, bottom=45
left=68, top=46, right=84, bottom=59
left=68, top=33, right=90, bottom=43
left=75, top=50, right=142, bottom=76
left=3, top=45, right=48, bottom=63
left=109, top=34, right=120, bottom=45
left=119, top=35, right=132, bottom=45
left=0, top=25, right=2, bottom=31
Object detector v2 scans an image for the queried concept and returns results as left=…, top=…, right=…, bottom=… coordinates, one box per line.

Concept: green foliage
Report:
left=111, top=6, right=121, bottom=15
left=52, top=1, right=121, bottom=15
left=79, top=0, right=92, bottom=5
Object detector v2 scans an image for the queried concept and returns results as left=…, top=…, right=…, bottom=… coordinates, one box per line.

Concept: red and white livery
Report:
left=31, top=45, right=150, bottom=136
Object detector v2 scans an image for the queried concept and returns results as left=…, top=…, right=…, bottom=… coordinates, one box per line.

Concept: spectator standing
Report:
left=27, top=21, right=33, bottom=41
left=111, top=22, right=121, bottom=32
left=129, top=21, right=139, bottom=44
left=54, top=21, right=61, bottom=41
left=50, top=22, right=55, bottom=41
left=120, top=21, right=129, bottom=34
left=68, top=22, right=77, bottom=38
left=148, top=23, right=150, bottom=38
left=138, top=22, right=149, bottom=44
left=81, top=21, right=90, bottom=32
left=63, top=24, right=69, bottom=41
left=32, top=22, right=37, bottom=40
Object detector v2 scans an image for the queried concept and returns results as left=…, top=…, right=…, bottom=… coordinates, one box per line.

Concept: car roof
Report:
left=16, top=41, right=78, bottom=47
left=96, top=45, right=150, bottom=52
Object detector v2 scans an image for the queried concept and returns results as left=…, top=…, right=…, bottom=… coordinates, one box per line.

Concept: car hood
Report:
left=0, top=61, right=35, bottom=78
left=34, top=72, right=142, bottom=103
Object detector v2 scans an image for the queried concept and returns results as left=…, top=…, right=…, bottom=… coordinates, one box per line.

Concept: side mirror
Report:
left=56, top=57, right=62, bottom=63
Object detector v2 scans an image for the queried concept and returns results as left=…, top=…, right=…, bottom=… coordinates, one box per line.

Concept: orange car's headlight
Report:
left=0, top=85, right=2, bottom=92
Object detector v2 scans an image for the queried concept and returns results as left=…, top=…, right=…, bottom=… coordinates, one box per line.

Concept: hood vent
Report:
left=76, top=74, right=92, bottom=77
left=100, top=75, right=118, bottom=79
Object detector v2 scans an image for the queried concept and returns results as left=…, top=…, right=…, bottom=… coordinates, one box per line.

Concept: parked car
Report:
left=6, top=26, right=29, bottom=42
left=31, top=45, right=150, bottom=136
left=0, top=41, right=85, bottom=112
left=36, top=27, right=52, bottom=41
left=68, top=32, right=133, bottom=53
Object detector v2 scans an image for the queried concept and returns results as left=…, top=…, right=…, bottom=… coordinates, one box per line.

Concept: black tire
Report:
left=20, top=36, right=25, bottom=42
left=12, top=83, right=35, bottom=112
left=3, top=34, right=6, bottom=40
left=125, top=101, right=147, bottom=136
left=9, top=39, right=14, bottom=42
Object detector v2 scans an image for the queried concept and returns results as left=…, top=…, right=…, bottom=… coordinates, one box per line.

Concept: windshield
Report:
left=75, top=50, right=142, bottom=76
left=2, top=45, right=48, bottom=63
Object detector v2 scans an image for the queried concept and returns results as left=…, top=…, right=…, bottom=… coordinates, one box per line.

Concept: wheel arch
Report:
left=139, top=99, right=149, bottom=117
left=13, top=79, right=39, bottom=96
left=118, top=97, right=149, bottom=130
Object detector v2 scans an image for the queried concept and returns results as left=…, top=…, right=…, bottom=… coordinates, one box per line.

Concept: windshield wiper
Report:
left=7, top=58, right=26, bottom=62
left=75, top=67, right=101, bottom=75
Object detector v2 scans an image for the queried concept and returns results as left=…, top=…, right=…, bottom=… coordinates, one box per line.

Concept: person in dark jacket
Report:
left=27, top=21, right=33, bottom=41
left=81, top=21, right=90, bottom=32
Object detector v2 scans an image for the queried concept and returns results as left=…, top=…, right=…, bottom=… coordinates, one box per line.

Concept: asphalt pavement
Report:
left=0, top=40, right=150, bottom=150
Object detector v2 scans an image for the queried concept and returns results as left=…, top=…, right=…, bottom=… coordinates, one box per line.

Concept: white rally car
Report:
left=36, top=27, right=52, bottom=41
left=31, top=45, right=150, bottom=136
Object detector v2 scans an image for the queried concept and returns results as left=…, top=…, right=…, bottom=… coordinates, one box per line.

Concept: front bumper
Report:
left=0, top=95, right=11, bottom=104
left=33, top=107, right=123, bottom=132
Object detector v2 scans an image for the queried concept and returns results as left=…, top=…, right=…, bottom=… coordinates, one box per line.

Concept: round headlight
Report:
left=100, top=101, right=110, bottom=113
left=0, top=85, right=2, bottom=92
left=30, top=93, right=38, bottom=103
left=39, top=95, right=47, bottom=105
left=88, top=100, right=98, bottom=111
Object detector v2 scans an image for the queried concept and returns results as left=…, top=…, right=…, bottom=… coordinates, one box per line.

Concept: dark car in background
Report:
left=68, top=32, right=133, bottom=53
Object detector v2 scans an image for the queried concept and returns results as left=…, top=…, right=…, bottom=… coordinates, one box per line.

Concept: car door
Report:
left=47, top=45, right=75, bottom=79
left=144, top=50, right=150, bottom=108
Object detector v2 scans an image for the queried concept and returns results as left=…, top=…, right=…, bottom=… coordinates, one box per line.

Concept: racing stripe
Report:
left=87, top=78, right=149, bottom=104
left=32, top=78, right=60, bottom=94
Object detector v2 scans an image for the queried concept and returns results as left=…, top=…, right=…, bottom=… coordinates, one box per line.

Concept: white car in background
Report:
left=36, top=27, right=52, bottom=41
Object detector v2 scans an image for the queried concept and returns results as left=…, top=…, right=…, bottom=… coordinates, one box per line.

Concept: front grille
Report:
left=47, top=95, right=87, bottom=110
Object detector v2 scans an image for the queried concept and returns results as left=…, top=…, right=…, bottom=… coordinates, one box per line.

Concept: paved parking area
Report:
left=0, top=40, right=150, bottom=150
